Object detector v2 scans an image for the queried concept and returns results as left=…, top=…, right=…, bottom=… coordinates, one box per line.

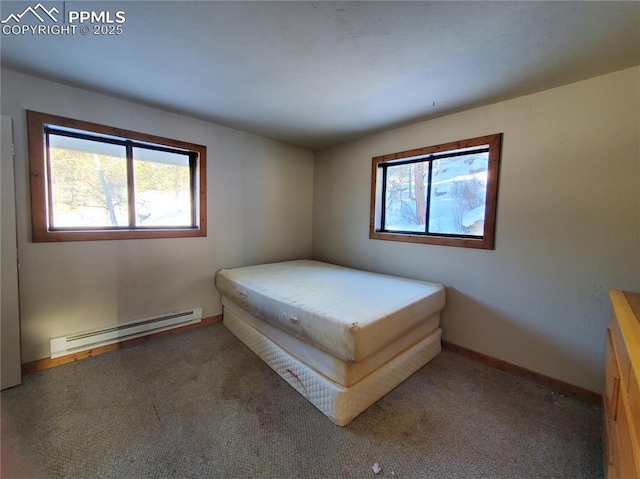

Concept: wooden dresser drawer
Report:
left=629, top=370, right=640, bottom=440
left=605, top=290, right=640, bottom=479
left=616, top=391, right=639, bottom=478
left=605, top=329, right=620, bottom=420
left=610, top=316, right=631, bottom=387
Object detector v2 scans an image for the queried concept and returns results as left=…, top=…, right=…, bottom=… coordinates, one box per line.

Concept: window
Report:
left=27, top=111, right=206, bottom=242
left=370, top=134, right=502, bottom=249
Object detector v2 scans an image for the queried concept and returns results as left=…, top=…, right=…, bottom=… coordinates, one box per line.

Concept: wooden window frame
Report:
left=370, top=133, right=502, bottom=250
left=27, top=110, right=207, bottom=242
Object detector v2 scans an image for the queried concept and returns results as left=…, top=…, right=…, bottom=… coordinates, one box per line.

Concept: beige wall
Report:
left=3, top=67, right=638, bottom=391
left=313, top=67, right=640, bottom=392
left=1, top=69, right=314, bottom=363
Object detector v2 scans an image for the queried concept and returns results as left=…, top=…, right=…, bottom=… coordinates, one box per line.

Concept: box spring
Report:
left=223, top=306, right=442, bottom=426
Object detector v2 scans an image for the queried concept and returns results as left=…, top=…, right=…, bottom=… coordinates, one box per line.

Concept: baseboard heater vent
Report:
left=50, top=307, right=202, bottom=358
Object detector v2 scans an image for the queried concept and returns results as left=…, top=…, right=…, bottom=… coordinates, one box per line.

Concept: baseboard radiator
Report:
left=50, top=307, right=202, bottom=358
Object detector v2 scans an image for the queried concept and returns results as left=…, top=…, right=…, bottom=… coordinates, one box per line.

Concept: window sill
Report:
left=369, top=230, right=494, bottom=249
left=33, top=227, right=206, bottom=242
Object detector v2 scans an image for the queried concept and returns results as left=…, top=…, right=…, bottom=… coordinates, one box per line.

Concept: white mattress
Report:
left=216, top=260, right=445, bottom=362
left=222, top=297, right=440, bottom=387
left=223, top=306, right=442, bottom=426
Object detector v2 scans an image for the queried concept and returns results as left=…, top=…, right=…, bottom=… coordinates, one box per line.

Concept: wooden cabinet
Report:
left=604, top=290, right=640, bottom=479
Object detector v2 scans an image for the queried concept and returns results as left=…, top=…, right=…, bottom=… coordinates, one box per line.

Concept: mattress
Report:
left=216, top=260, right=445, bottom=363
left=223, top=306, right=442, bottom=426
left=222, top=297, right=440, bottom=387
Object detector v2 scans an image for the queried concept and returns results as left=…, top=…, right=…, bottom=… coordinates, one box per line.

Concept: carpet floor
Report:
left=1, top=323, right=603, bottom=478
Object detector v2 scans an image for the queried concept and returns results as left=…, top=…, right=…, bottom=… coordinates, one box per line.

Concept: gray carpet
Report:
left=1, top=323, right=603, bottom=479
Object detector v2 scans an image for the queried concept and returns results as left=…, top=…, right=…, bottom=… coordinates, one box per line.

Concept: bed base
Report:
left=223, top=306, right=442, bottom=426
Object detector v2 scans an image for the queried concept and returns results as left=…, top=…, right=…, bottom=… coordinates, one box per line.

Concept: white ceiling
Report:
left=1, top=1, right=639, bottom=149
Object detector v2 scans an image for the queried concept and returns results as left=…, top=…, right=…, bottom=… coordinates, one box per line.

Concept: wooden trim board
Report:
left=442, top=340, right=602, bottom=405
left=22, top=314, right=222, bottom=375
